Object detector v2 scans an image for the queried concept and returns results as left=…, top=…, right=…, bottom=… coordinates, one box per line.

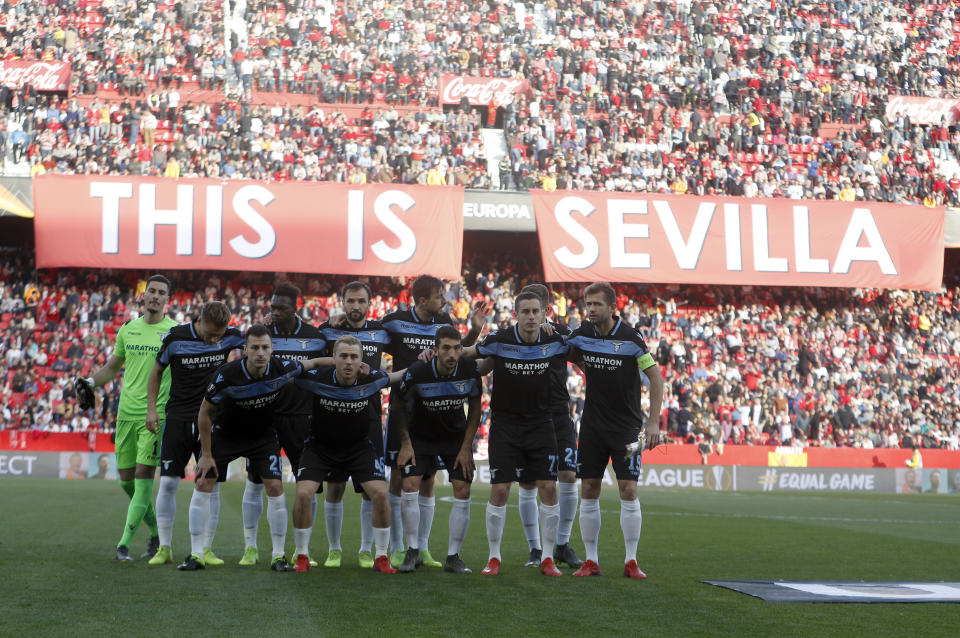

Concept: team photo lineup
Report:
left=78, top=272, right=662, bottom=578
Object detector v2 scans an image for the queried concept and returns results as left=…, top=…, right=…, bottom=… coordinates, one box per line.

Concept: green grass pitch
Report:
left=1, top=478, right=957, bottom=637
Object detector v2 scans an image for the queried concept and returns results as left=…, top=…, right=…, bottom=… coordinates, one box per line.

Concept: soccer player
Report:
left=239, top=282, right=327, bottom=567
left=78, top=274, right=177, bottom=562
left=145, top=301, right=244, bottom=566
left=467, top=291, right=569, bottom=577
left=290, top=336, right=407, bottom=574
left=380, top=275, right=484, bottom=567
left=318, top=281, right=390, bottom=568
left=177, top=324, right=307, bottom=571
left=515, top=283, right=583, bottom=569
left=566, top=282, right=663, bottom=579
left=395, top=325, right=482, bottom=574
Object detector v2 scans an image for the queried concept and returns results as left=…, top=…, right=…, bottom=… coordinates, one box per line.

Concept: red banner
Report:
left=438, top=74, right=530, bottom=106
left=33, top=176, right=464, bottom=278
left=0, top=60, right=71, bottom=92
left=532, top=191, right=944, bottom=290
left=885, top=95, right=960, bottom=126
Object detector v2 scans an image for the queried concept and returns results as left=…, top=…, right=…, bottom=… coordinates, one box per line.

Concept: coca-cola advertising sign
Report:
left=0, top=60, right=71, bottom=92
left=885, top=95, right=960, bottom=126
left=438, top=74, right=531, bottom=106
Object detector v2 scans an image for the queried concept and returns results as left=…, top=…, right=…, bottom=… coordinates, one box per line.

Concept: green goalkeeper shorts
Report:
left=115, top=418, right=161, bottom=469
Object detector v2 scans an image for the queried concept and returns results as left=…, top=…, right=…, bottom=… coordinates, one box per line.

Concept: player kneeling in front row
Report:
left=179, top=324, right=312, bottom=572
left=291, top=336, right=406, bottom=574
left=395, top=326, right=482, bottom=574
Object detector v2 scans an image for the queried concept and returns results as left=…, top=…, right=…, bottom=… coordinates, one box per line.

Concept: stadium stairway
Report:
left=1, top=115, right=32, bottom=177
left=481, top=127, right=509, bottom=189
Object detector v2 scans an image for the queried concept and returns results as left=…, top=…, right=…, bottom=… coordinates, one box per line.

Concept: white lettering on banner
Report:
left=462, top=202, right=532, bottom=220
left=773, top=471, right=876, bottom=491
left=0, top=61, right=69, bottom=90
left=0, top=455, right=38, bottom=475
left=885, top=95, right=960, bottom=126
left=92, top=182, right=278, bottom=259
left=347, top=190, right=417, bottom=264
left=550, top=197, right=897, bottom=275
left=440, top=76, right=527, bottom=105
left=637, top=468, right=705, bottom=488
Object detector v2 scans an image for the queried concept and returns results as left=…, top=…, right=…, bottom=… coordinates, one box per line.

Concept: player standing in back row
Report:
left=77, top=274, right=177, bottom=562
left=145, top=301, right=244, bottom=567
left=566, top=282, right=663, bottom=579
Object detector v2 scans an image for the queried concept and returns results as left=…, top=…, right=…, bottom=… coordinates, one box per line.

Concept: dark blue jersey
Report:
left=319, top=320, right=390, bottom=370
left=204, top=356, right=303, bottom=434
left=382, top=308, right=456, bottom=370
left=476, top=326, right=569, bottom=424
left=270, top=317, right=327, bottom=416
left=567, top=318, right=656, bottom=431
left=156, top=322, right=244, bottom=420
left=295, top=367, right=390, bottom=448
left=399, top=357, right=482, bottom=446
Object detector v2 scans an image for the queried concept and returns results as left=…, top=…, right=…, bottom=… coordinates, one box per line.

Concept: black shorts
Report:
left=488, top=416, right=557, bottom=484
left=247, top=413, right=311, bottom=483
left=159, top=416, right=201, bottom=478
left=577, top=421, right=642, bottom=481
left=212, top=429, right=282, bottom=484
left=519, top=410, right=577, bottom=483
left=296, top=439, right=386, bottom=488
left=384, top=407, right=403, bottom=467
left=402, top=438, right=472, bottom=484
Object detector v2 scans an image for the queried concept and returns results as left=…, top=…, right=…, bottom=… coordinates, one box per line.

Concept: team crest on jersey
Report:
left=538, top=345, right=551, bottom=356
left=454, top=381, right=466, bottom=392
left=611, top=341, right=625, bottom=352
left=367, top=331, right=379, bottom=340
left=297, top=339, right=311, bottom=349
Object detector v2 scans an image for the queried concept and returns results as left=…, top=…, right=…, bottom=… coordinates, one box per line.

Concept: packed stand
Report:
left=2, top=253, right=958, bottom=452
left=2, top=0, right=960, bottom=199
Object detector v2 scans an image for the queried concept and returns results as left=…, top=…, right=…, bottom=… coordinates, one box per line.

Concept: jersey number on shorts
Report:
left=548, top=454, right=558, bottom=474
left=269, top=455, right=281, bottom=475
left=564, top=447, right=577, bottom=469
left=627, top=454, right=641, bottom=472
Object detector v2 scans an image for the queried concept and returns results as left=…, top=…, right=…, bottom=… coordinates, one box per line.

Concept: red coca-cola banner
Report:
left=532, top=191, right=944, bottom=290
left=33, top=176, right=464, bottom=278
left=885, top=95, right=960, bottom=126
left=438, top=74, right=531, bottom=106
left=0, top=60, right=71, bottom=92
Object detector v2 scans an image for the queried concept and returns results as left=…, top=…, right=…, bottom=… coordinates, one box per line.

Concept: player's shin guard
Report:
left=267, top=495, right=288, bottom=559
left=388, top=492, right=404, bottom=552
left=539, top=502, right=560, bottom=555
left=485, top=503, right=507, bottom=561
left=518, top=487, right=541, bottom=551
left=447, top=497, right=471, bottom=557
left=401, top=491, right=420, bottom=549
left=359, top=498, right=374, bottom=552
left=156, top=476, right=179, bottom=548
left=579, top=498, right=601, bottom=563
left=204, top=483, right=221, bottom=551
left=417, top=494, right=435, bottom=554
left=557, top=481, right=579, bottom=546
left=620, top=498, right=642, bottom=564
left=188, top=490, right=212, bottom=557
left=294, top=527, right=312, bottom=558
left=374, top=527, right=390, bottom=558
left=324, top=501, right=343, bottom=552
left=241, top=479, right=265, bottom=548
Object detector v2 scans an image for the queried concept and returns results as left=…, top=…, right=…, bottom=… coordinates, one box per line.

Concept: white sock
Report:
left=267, top=495, right=288, bottom=559
left=188, top=490, right=211, bottom=557
left=324, top=501, right=343, bottom=552
left=540, top=502, right=560, bottom=557
left=156, top=476, right=179, bottom=548
left=418, top=494, right=436, bottom=553
left=621, top=498, right=642, bottom=564
left=580, top=498, right=601, bottom=563
left=374, top=526, right=390, bottom=558
left=518, top=487, right=541, bottom=551
left=203, top=482, right=220, bottom=550
left=485, top=502, right=507, bottom=561
left=241, top=479, right=265, bottom=549
left=401, top=490, right=420, bottom=549
left=359, top=498, right=374, bottom=552
left=447, top=497, right=471, bottom=556
left=294, top=527, right=312, bottom=557
left=388, top=492, right=404, bottom=552
left=557, top=481, right=579, bottom=546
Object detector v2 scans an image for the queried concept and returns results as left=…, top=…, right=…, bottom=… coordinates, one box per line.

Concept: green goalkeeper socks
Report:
left=118, top=478, right=156, bottom=548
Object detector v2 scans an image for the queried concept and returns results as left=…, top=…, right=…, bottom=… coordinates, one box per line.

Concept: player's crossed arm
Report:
left=301, top=356, right=371, bottom=376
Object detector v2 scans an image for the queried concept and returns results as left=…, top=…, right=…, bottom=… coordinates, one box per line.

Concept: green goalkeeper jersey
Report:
left=112, top=316, right=179, bottom=421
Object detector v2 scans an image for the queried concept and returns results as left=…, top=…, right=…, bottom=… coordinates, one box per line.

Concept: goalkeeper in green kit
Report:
left=76, top=275, right=178, bottom=562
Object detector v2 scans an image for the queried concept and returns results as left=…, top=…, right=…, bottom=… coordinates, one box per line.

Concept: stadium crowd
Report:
left=2, top=0, right=960, bottom=201
left=2, top=252, right=959, bottom=453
